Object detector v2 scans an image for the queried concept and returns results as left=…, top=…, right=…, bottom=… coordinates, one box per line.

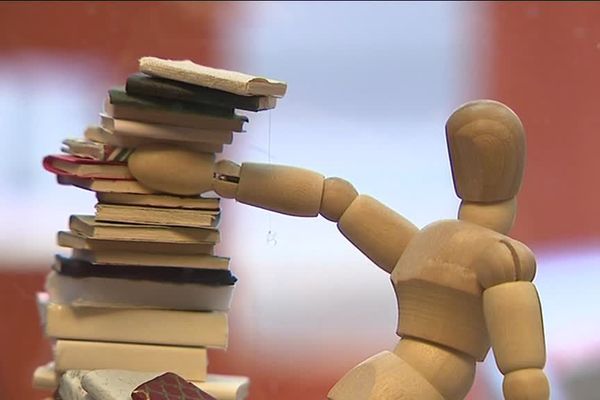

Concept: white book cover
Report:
left=43, top=300, right=228, bottom=348
left=55, top=340, right=207, bottom=381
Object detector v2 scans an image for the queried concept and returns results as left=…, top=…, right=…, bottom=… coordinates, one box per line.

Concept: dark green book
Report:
left=126, top=72, right=277, bottom=112
left=107, top=88, right=248, bottom=132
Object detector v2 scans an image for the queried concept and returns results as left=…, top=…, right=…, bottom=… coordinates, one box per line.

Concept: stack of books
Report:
left=32, top=57, right=287, bottom=400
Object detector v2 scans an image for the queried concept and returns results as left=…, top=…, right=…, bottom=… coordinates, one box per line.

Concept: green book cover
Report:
left=125, top=72, right=277, bottom=112
left=108, top=87, right=246, bottom=120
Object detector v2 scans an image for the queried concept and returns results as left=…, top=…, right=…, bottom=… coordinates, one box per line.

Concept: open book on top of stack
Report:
left=34, top=57, right=287, bottom=400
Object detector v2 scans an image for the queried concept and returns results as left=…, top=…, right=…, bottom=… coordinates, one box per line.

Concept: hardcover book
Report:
left=107, top=88, right=247, bottom=130
left=126, top=72, right=277, bottom=112
left=54, top=340, right=208, bottom=381
left=57, top=175, right=154, bottom=194
left=95, top=203, right=220, bottom=228
left=96, top=191, right=220, bottom=210
left=46, top=270, right=235, bottom=311
left=61, top=138, right=134, bottom=162
left=84, top=125, right=224, bottom=153
left=43, top=154, right=133, bottom=180
left=69, top=215, right=220, bottom=244
left=42, top=299, right=229, bottom=348
left=53, top=255, right=234, bottom=283
left=100, top=114, right=234, bottom=145
left=139, top=56, right=287, bottom=97
left=70, top=248, right=229, bottom=269
left=57, top=230, right=215, bottom=255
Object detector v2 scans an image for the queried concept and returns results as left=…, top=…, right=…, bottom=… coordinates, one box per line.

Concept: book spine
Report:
left=55, top=340, right=208, bottom=381
left=126, top=74, right=270, bottom=112
left=46, top=303, right=228, bottom=348
left=46, top=271, right=235, bottom=311
left=104, top=117, right=234, bottom=145
left=106, top=146, right=135, bottom=162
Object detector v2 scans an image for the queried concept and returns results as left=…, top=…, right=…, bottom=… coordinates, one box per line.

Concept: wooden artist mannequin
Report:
left=128, top=100, right=550, bottom=400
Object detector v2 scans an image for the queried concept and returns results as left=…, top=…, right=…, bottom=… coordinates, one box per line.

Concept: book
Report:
left=56, top=254, right=233, bottom=282
left=61, top=138, right=134, bottom=162
left=114, top=85, right=235, bottom=115
left=69, top=215, right=220, bottom=244
left=54, top=255, right=234, bottom=283
left=126, top=72, right=277, bottom=112
left=95, top=203, right=220, bottom=228
left=57, top=230, right=215, bottom=255
left=46, top=271, right=235, bottom=311
left=57, top=174, right=154, bottom=194
left=139, top=56, right=287, bottom=97
left=107, top=88, right=248, bottom=130
left=131, top=373, right=216, bottom=400
left=35, top=366, right=250, bottom=400
left=97, top=191, right=220, bottom=210
left=70, top=248, right=230, bottom=270
left=43, top=154, right=133, bottom=180
left=100, top=114, right=234, bottom=145
left=54, top=340, right=208, bottom=381
left=43, top=300, right=228, bottom=348
left=85, top=125, right=224, bottom=153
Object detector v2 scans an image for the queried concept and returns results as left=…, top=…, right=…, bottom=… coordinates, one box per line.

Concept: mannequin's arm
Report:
left=475, top=240, right=550, bottom=400
left=129, top=147, right=418, bottom=273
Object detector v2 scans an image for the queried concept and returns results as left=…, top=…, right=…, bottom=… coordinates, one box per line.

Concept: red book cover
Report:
left=43, top=154, right=134, bottom=180
left=131, top=372, right=216, bottom=400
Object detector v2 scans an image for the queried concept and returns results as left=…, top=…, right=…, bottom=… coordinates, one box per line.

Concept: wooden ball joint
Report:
left=129, top=100, right=549, bottom=400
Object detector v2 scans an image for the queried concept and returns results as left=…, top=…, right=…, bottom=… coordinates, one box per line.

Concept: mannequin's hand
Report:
left=128, top=144, right=215, bottom=196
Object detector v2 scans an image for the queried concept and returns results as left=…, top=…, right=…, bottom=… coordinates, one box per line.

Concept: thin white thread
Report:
left=266, top=110, right=277, bottom=247
left=268, top=110, right=272, bottom=163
